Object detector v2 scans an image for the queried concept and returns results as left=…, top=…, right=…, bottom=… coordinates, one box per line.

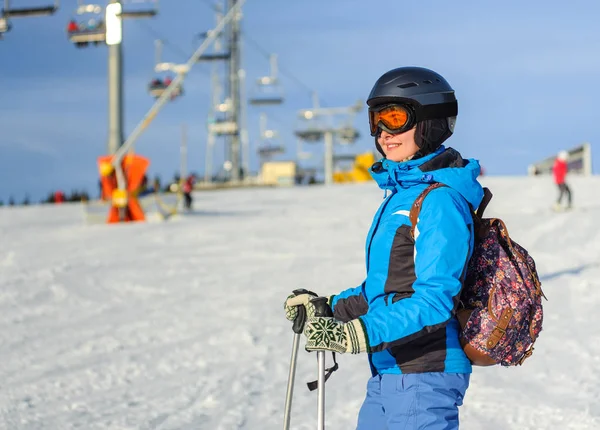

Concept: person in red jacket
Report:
left=54, top=190, right=65, bottom=204
left=182, top=174, right=195, bottom=210
left=67, top=19, right=78, bottom=34
left=553, top=150, right=572, bottom=210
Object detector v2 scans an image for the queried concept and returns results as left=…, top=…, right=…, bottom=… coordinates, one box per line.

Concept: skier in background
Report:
left=182, top=174, right=195, bottom=210
left=284, top=66, right=484, bottom=429
left=553, top=150, right=572, bottom=210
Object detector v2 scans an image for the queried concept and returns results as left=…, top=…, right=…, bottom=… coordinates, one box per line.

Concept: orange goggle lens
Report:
left=369, top=105, right=411, bottom=136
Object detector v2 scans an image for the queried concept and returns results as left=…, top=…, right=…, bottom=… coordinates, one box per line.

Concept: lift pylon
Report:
left=100, top=0, right=246, bottom=223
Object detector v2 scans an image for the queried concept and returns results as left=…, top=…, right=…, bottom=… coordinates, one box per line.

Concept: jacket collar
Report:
left=370, top=146, right=446, bottom=191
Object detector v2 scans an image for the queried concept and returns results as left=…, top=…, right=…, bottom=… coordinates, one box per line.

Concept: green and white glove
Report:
left=284, top=291, right=337, bottom=322
left=303, top=316, right=370, bottom=354
left=284, top=290, right=318, bottom=322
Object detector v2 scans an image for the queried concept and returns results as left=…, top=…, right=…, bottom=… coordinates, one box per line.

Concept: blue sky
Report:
left=1, top=0, right=599, bottom=203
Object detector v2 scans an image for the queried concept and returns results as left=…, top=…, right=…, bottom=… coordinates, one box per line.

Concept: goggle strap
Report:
left=421, top=103, right=458, bottom=120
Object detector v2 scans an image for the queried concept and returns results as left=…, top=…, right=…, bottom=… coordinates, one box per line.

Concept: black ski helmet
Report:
left=367, top=66, right=457, bottom=157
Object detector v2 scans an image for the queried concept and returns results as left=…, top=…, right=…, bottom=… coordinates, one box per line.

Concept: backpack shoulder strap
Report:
left=409, top=184, right=494, bottom=238
left=474, top=187, right=493, bottom=219
left=409, top=183, right=447, bottom=239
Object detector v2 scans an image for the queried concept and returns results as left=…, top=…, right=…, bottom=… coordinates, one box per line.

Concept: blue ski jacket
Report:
left=331, top=146, right=484, bottom=375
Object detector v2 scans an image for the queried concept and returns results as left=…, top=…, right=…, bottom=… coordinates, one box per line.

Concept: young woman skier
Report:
left=284, top=66, right=484, bottom=429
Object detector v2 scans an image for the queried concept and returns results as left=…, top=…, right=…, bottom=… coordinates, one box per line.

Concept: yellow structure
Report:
left=333, top=151, right=376, bottom=183
left=260, top=161, right=297, bottom=186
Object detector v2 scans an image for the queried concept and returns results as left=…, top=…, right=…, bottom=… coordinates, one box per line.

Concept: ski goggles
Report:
left=368, top=103, right=416, bottom=136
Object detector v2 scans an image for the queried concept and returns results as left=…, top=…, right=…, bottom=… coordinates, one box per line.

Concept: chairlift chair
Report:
left=67, top=2, right=105, bottom=47
left=294, top=128, right=323, bottom=142
left=258, top=144, right=285, bottom=157
left=195, top=27, right=230, bottom=62
left=0, top=16, right=10, bottom=37
left=259, top=113, right=278, bottom=139
left=294, top=113, right=326, bottom=143
left=296, top=137, right=313, bottom=161
left=2, top=0, right=58, bottom=17
left=148, top=79, right=183, bottom=99
left=259, top=112, right=284, bottom=147
left=337, top=126, right=360, bottom=145
left=257, top=113, right=285, bottom=161
left=197, top=52, right=229, bottom=61
left=248, top=54, right=284, bottom=106
left=120, top=0, right=158, bottom=18
left=147, top=39, right=185, bottom=100
left=208, top=117, right=238, bottom=136
left=336, top=102, right=362, bottom=144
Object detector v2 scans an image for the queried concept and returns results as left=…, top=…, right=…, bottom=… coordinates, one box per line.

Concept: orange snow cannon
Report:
left=97, top=154, right=150, bottom=223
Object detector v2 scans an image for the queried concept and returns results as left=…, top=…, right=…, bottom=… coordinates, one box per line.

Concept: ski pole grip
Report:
left=290, top=289, right=316, bottom=334
left=311, top=297, right=333, bottom=318
left=292, top=305, right=306, bottom=334
left=292, top=288, right=310, bottom=334
left=293, top=288, right=312, bottom=296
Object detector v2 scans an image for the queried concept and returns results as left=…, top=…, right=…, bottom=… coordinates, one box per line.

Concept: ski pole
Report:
left=317, top=350, right=326, bottom=430
left=283, top=333, right=300, bottom=430
left=309, top=297, right=334, bottom=430
left=283, top=294, right=308, bottom=430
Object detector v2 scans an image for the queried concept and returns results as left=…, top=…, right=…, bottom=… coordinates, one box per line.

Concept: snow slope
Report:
left=1, top=176, right=599, bottom=430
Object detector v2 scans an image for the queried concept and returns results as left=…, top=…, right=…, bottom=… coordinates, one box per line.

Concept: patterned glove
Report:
left=303, top=316, right=370, bottom=354
left=284, top=290, right=318, bottom=322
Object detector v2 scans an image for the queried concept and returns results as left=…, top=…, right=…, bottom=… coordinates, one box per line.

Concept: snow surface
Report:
left=1, top=176, right=600, bottom=430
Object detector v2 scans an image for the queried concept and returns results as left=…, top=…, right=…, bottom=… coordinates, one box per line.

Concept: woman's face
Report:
left=377, top=127, right=420, bottom=162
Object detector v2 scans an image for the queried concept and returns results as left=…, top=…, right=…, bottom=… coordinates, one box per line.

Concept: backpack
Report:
left=409, top=183, right=546, bottom=367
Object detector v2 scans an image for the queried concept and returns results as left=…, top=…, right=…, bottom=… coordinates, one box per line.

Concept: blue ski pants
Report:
left=356, top=373, right=469, bottom=430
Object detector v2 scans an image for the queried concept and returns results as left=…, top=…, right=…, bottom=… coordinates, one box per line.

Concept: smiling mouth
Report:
left=386, top=143, right=401, bottom=150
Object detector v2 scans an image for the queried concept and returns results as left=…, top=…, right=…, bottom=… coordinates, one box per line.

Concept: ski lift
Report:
left=120, top=0, right=158, bottom=18
left=1, top=0, right=57, bottom=38
left=257, top=113, right=285, bottom=159
left=148, top=75, right=184, bottom=99
left=147, top=40, right=186, bottom=100
left=195, top=5, right=230, bottom=62
left=67, top=2, right=105, bottom=47
left=294, top=109, right=326, bottom=143
left=336, top=100, right=362, bottom=144
left=294, top=128, right=323, bottom=142
left=208, top=117, right=238, bottom=136
left=248, top=54, right=284, bottom=106
left=294, top=92, right=327, bottom=142
left=195, top=29, right=229, bottom=61
left=2, top=0, right=59, bottom=17
left=258, top=144, right=285, bottom=157
left=0, top=16, right=10, bottom=38
left=337, top=126, right=360, bottom=144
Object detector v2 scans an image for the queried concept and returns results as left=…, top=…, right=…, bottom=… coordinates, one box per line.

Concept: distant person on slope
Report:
left=553, top=150, right=572, bottom=210
left=284, top=66, right=484, bottom=429
left=182, top=174, right=195, bottom=210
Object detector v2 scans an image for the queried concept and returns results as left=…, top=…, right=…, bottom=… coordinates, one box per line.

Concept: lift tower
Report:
left=67, top=1, right=157, bottom=155
left=226, top=0, right=242, bottom=181
left=106, top=0, right=157, bottom=155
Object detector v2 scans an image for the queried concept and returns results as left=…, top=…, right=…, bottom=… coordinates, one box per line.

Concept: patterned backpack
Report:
left=410, top=183, right=546, bottom=366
